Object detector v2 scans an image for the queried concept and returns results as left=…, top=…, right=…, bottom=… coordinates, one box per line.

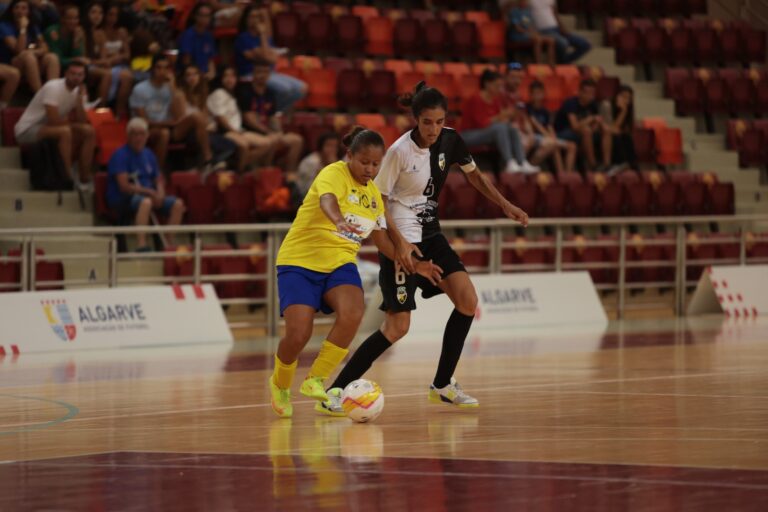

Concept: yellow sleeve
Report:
left=314, top=165, right=346, bottom=199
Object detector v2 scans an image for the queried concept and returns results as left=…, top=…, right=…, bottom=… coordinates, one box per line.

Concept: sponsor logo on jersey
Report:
left=438, top=152, right=446, bottom=171
left=397, top=286, right=408, bottom=304
left=347, top=193, right=360, bottom=205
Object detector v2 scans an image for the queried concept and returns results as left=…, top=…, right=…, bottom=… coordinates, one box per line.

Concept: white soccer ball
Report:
left=341, top=379, right=385, bottom=423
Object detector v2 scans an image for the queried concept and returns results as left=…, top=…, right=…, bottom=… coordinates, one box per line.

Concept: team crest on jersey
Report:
left=347, top=193, right=360, bottom=204
left=371, top=197, right=377, bottom=210
left=396, top=286, right=408, bottom=304
left=438, top=152, right=446, bottom=171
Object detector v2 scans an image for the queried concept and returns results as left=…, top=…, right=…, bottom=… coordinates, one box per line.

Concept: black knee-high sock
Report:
left=433, top=309, right=474, bottom=388
left=329, top=330, right=392, bottom=390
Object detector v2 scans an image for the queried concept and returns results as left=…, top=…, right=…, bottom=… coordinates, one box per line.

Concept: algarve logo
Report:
left=396, top=286, right=408, bottom=304
left=42, top=299, right=77, bottom=341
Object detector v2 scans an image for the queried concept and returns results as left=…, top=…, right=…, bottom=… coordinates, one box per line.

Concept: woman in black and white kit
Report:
left=318, top=82, right=529, bottom=414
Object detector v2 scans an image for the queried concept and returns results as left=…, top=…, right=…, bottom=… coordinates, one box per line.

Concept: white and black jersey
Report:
left=374, top=127, right=476, bottom=243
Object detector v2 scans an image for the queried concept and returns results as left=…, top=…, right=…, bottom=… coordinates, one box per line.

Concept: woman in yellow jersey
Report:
left=269, top=126, right=442, bottom=418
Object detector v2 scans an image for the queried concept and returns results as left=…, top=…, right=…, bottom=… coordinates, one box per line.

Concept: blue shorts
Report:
left=109, top=194, right=178, bottom=220
left=277, top=263, right=362, bottom=316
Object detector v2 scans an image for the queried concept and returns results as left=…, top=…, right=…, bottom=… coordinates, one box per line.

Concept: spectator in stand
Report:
left=207, top=65, right=278, bottom=173
left=554, top=79, right=610, bottom=171
left=0, top=0, right=59, bottom=92
left=82, top=1, right=132, bottom=118
left=296, top=131, right=341, bottom=197
left=600, top=84, right=637, bottom=174
left=234, top=4, right=306, bottom=113
left=460, top=69, right=538, bottom=174
left=128, top=26, right=159, bottom=82
left=175, top=63, right=236, bottom=171
left=14, top=59, right=95, bottom=190
left=106, top=117, right=185, bottom=251
left=501, top=0, right=555, bottom=65
left=236, top=58, right=303, bottom=174
left=530, top=0, right=590, bottom=64
left=527, top=80, right=577, bottom=173
left=30, top=0, right=56, bottom=30
left=178, top=2, right=216, bottom=82
left=129, top=53, right=213, bottom=172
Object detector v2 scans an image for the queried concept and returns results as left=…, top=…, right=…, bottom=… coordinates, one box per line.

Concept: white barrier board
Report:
left=0, top=284, right=232, bottom=354
left=688, top=265, right=768, bottom=317
left=408, top=272, right=607, bottom=335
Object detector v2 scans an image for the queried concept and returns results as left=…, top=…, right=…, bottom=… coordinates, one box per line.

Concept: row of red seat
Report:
left=606, top=17, right=766, bottom=65
left=0, top=248, right=63, bottom=292
left=270, top=9, right=506, bottom=59
left=727, top=119, right=768, bottom=168
left=665, top=67, right=768, bottom=116
left=95, top=167, right=296, bottom=225
left=280, top=57, right=623, bottom=112
left=445, top=170, right=734, bottom=220
left=560, top=0, right=706, bottom=17
left=163, top=243, right=267, bottom=300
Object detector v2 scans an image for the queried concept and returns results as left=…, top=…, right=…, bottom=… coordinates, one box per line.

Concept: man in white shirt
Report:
left=529, top=0, right=591, bottom=64
left=14, top=59, right=95, bottom=188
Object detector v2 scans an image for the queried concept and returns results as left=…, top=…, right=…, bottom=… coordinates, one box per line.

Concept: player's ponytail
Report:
left=397, top=80, right=447, bottom=118
left=342, top=125, right=384, bottom=154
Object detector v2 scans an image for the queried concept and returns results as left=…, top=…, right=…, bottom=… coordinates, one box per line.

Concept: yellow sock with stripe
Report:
left=272, top=354, right=297, bottom=390
left=308, top=340, right=349, bottom=380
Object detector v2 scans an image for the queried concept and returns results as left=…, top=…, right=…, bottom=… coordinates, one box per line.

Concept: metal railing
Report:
left=1, top=214, right=767, bottom=335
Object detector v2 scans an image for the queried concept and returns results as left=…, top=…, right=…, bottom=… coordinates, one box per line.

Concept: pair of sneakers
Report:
left=315, top=377, right=480, bottom=416
left=269, top=375, right=328, bottom=418
left=505, top=160, right=540, bottom=174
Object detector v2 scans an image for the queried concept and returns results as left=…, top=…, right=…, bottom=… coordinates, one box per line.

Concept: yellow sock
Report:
left=272, top=354, right=297, bottom=390
left=308, top=340, right=349, bottom=380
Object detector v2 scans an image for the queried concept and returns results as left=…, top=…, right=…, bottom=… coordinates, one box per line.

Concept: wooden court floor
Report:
left=1, top=315, right=768, bottom=511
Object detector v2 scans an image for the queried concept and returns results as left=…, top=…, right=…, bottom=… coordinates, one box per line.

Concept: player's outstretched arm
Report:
left=319, top=193, right=362, bottom=234
left=464, top=170, right=529, bottom=227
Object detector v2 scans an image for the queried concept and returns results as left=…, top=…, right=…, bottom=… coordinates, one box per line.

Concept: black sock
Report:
left=433, top=309, right=474, bottom=388
left=329, top=330, right=392, bottom=390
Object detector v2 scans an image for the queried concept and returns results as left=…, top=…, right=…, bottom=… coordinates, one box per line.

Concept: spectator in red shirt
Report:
left=460, top=69, right=538, bottom=173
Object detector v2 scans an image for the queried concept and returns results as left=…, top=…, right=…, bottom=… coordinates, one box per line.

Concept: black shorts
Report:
left=379, top=233, right=466, bottom=312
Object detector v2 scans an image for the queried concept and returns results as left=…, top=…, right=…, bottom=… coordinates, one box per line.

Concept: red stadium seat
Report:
left=664, top=67, right=690, bottom=99
left=704, top=76, right=729, bottom=113
left=93, top=172, right=117, bottom=222
left=693, top=26, right=718, bottom=62
left=442, top=62, right=471, bottom=83
left=450, top=20, right=478, bottom=58
left=600, top=181, right=625, bottom=216
left=184, top=185, right=218, bottom=224
left=442, top=171, right=481, bottom=219
left=504, top=178, right=540, bottom=219
left=398, top=70, right=426, bottom=95
left=367, top=70, right=397, bottom=110
left=624, top=182, right=653, bottom=216
left=464, top=11, right=490, bottom=28
left=323, top=57, right=354, bottom=74
left=655, top=127, right=684, bottom=166
left=676, top=76, right=704, bottom=115
left=95, top=120, right=128, bottom=166
left=383, top=59, right=413, bottom=82
left=596, top=76, right=620, bottom=102
left=669, top=27, right=693, bottom=63
left=413, top=60, right=442, bottom=77
left=423, top=18, right=450, bottom=56
left=681, top=180, right=707, bottom=215
left=364, top=16, right=394, bottom=56
left=303, top=68, right=337, bottom=109
left=478, top=21, right=506, bottom=60
left=737, top=128, right=764, bottom=167
left=336, top=69, right=366, bottom=110
left=336, top=15, right=365, bottom=53
left=743, top=27, right=767, bottom=63
left=428, top=73, right=459, bottom=110
left=633, top=127, right=656, bottom=164
left=644, top=25, right=669, bottom=63
left=168, top=170, right=202, bottom=199
left=220, top=184, right=254, bottom=224
left=615, top=26, right=643, bottom=64
left=654, top=181, right=681, bottom=216
left=708, top=182, right=734, bottom=215
left=351, top=6, right=379, bottom=23
left=393, top=18, right=421, bottom=57
left=305, top=12, right=334, bottom=51
left=566, top=182, right=597, bottom=216
left=540, top=183, right=567, bottom=218
left=756, top=79, right=768, bottom=116
left=354, top=113, right=387, bottom=131
left=273, top=12, right=302, bottom=51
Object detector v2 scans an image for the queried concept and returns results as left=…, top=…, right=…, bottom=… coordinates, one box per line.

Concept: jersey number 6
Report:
left=422, top=177, right=435, bottom=198
left=394, top=263, right=407, bottom=285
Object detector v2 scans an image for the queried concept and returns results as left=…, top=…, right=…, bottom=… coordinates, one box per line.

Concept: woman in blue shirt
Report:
left=0, top=0, right=58, bottom=93
left=233, top=4, right=305, bottom=113
left=178, top=2, right=216, bottom=82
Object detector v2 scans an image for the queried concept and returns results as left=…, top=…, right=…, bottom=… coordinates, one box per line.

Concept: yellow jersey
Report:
left=277, top=161, right=386, bottom=273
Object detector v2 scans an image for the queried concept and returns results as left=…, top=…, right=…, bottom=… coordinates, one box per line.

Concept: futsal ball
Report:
left=341, top=379, right=385, bottom=423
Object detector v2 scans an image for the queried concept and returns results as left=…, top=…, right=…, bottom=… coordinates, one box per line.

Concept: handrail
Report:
left=1, top=214, right=767, bottom=336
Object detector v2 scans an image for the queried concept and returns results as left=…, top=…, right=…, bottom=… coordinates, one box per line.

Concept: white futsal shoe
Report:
left=429, top=377, right=479, bottom=408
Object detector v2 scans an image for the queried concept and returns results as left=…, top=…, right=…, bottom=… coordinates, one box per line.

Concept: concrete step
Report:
left=690, top=133, right=727, bottom=152
left=0, top=168, right=29, bottom=190
left=574, top=29, right=603, bottom=47
left=0, top=190, right=91, bottom=213
left=687, top=150, right=741, bottom=172
left=0, top=210, right=93, bottom=228
left=628, top=81, right=663, bottom=99
left=0, top=147, right=22, bottom=169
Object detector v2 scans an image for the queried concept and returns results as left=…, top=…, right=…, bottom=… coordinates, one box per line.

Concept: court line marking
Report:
left=15, top=460, right=768, bottom=491
left=34, top=367, right=767, bottom=427
left=0, top=394, right=79, bottom=435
